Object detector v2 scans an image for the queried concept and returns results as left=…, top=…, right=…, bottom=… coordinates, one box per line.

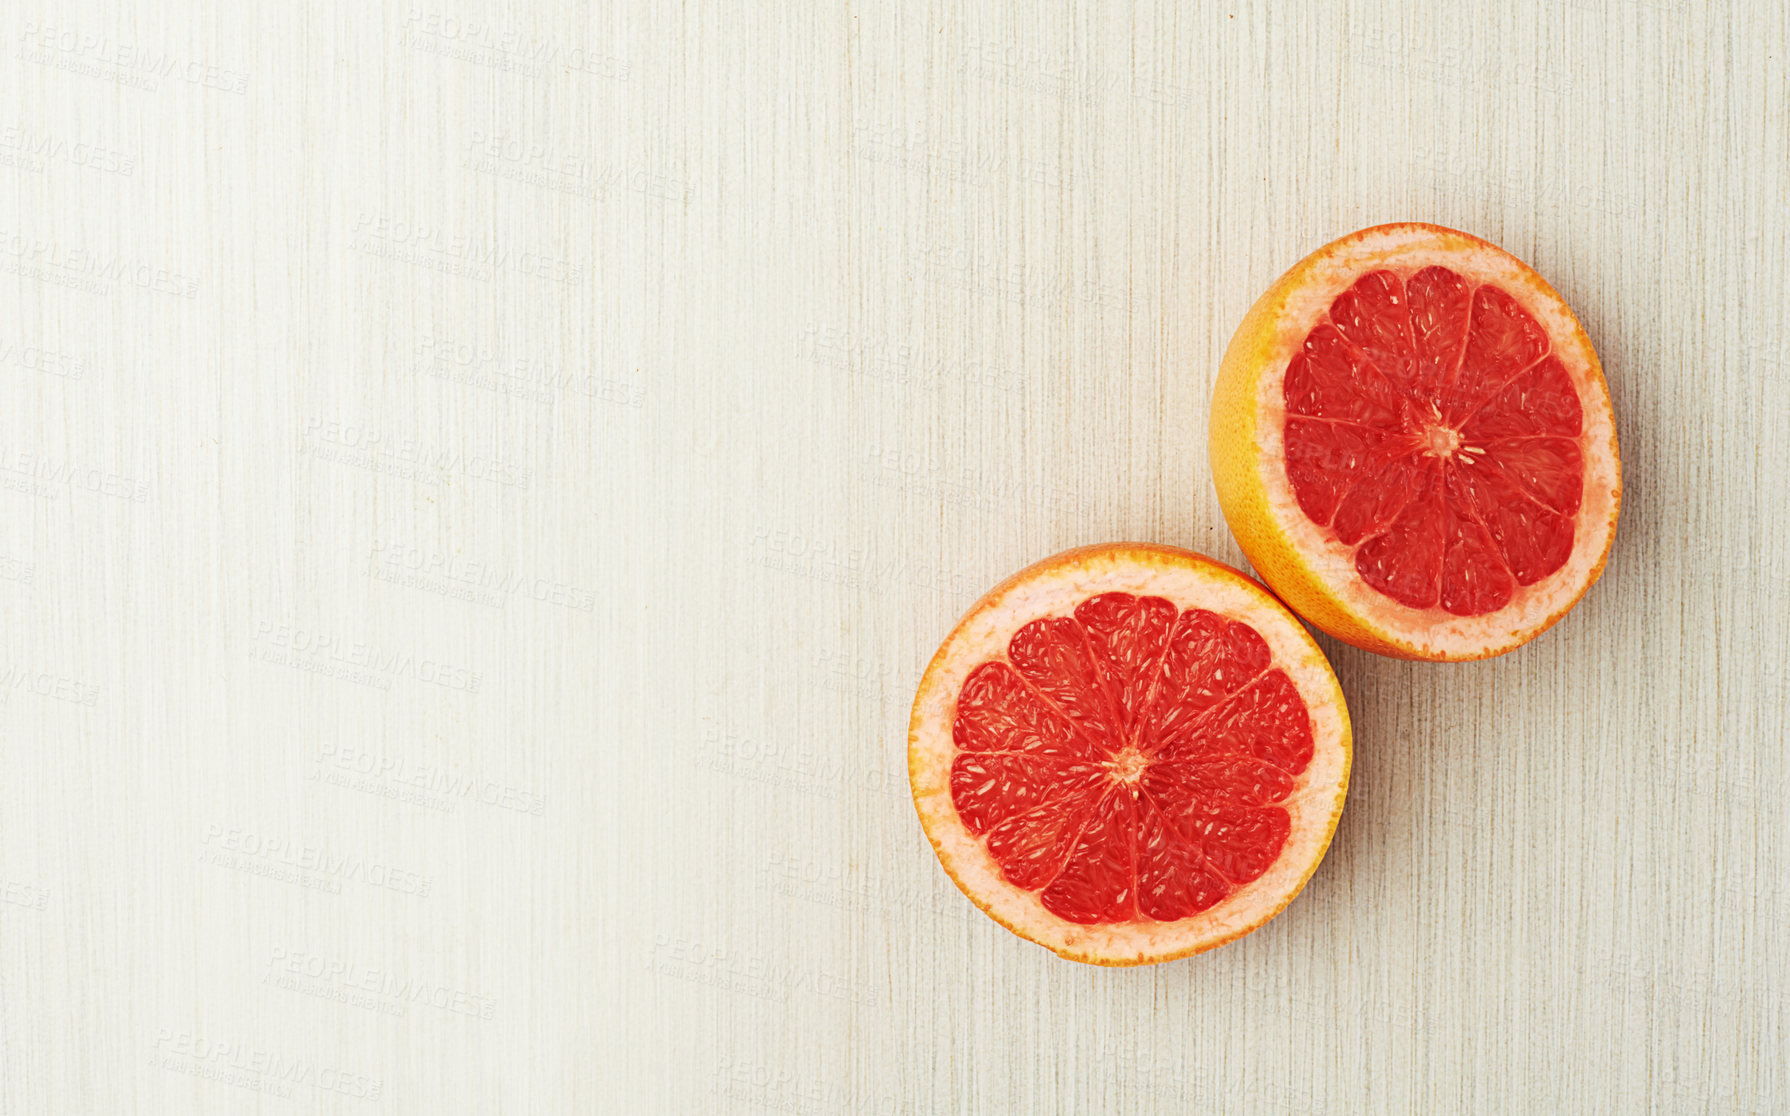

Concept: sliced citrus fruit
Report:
left=909, top=544, right=1350, bottom=965
left=1210, top=223, right=1622, bottom=660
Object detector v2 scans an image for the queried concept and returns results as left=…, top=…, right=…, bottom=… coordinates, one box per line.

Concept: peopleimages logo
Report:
left=249, top=620, right=483, bottom=694
left=349, top=213, right=583, bottom=286
left=0, top=230, right=201, bottom=298
left=300, top=416, right=534, bottom=490
left=0, top=336, right=93, bottom=380
left=745, top=525, right=979, bottom=597
left=0, top=125, right=134, bottom=175
left=264, top=946, right=498, bottom=1022
left=0, top=448, right=149, bottom=503
left=1, top=879, right=49, bottom=911
left=369, top=538, right=597, bottom=613
left=150, top=1031, right=382, bottom=1101
left=17, top=23, right=250, bottom=94
left=399, top=10, right=630, bottom=82
left=199, top=823, right=434, bottom=898
left=312, top=741, right=548, bottom=817
left=0, top=661, right=99, bottom=706
left=463, top=132, right=691, bottom=203
left=418, top=335, right=648, bottom=409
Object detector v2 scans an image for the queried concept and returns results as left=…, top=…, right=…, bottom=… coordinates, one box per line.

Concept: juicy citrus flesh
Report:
left=1287, top=266, right=1583, bottom=616
left=1209, top=223, right=1621, bottom=661
left=910, top=544, right=1350, bottom=965
left=953, top=595, right=1313, bottom=925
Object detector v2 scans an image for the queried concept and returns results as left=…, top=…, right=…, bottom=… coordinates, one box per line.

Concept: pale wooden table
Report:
left=1, top=1, right=1785, bottom=1113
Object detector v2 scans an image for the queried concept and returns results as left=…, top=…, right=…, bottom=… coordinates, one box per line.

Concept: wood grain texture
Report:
left=1, top=1, right=1785, bottom=1112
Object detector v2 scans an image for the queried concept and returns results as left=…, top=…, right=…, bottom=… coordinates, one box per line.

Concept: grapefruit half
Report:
left=1210, top=223, right=1621, bottom=660
left=909, top=544, right=1350, bottom=965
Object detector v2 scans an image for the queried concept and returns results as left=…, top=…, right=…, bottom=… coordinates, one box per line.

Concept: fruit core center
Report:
left=1106, top=745, right=1148, bottom=785
left=1422, top=422, right=1462, bottom=459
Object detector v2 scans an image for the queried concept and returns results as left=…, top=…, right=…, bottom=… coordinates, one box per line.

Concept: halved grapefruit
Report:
left=909, top=544, right=1350, bottom=965
left=1210, top=223, right=1621, bottom=660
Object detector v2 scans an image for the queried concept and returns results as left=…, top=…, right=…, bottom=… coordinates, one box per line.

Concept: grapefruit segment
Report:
left=1458, top=283, right=1551, bottom=400
left=909, top=544, right=1350, bottom=965
left=1285, top=326, right=1404, bottom=425
left=1147, top=754, right=1297, bottom=808
left=1074, top=593, right=1178, bottom=736
left=1484, top=438, right=1583, bottom=515
left=1283, top=418, right=1391, bottom=525
left=1185, top=802, right=1290, bottom=885
left=1461, top=356, right=1582, bottom=441
left=1330, top=452, right=1428, bottom=546
left=1328, top=270, right=1415, bottom=382
left=1405, top=265, right=1473, bottom=393
left=1143, top=609, right=1271, bottom=752
left=1135, top=794, right=1229, bottom=921
left=1210, top=223, right=1621, bottom=659
left=1007, top=617, right=1124, bottom=742
left=984, top=801, right=1091, bottom=891
left=951, top=662, right=1102, bottom=761
left=1039, top=789, right=1138, bottom=924
left=1438, top=504, right=1515, bottom=616
left=948, top=753, right=1103, bottom=836
left=1177, top=670, right=1317, bottom=773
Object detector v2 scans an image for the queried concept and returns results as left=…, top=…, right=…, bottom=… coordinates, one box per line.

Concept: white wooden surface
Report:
left=1, top=1, right=1785, bottom=1112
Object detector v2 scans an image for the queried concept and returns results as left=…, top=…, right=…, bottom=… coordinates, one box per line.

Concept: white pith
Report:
left=909, top=546, right=1350, bottom=965
left=1252, top=226, right=1621, bottom=658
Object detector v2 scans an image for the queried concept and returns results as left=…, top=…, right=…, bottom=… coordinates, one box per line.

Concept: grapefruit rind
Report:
left=908, top=543, right=1351, bottom=966
left=1210, top=223, right=1622, bottom=661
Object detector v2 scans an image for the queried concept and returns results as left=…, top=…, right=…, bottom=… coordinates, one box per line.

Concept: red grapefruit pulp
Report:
left=1286, top=269, right=1583, bottom=614
left=1210, top=224, right=1621, bottom=660
left=910, top=545, right=1350, bottom=964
